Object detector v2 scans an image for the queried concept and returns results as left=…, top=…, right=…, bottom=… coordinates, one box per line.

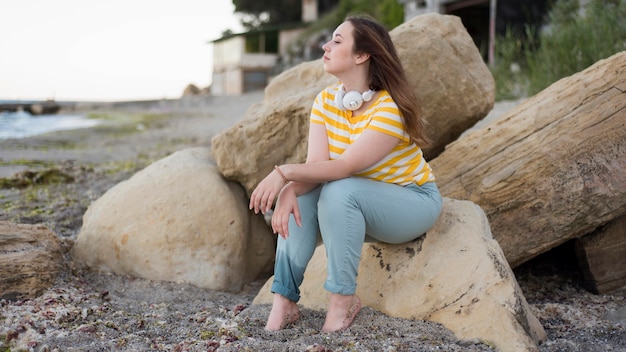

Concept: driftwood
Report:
left=430, top=52, right=626, bottom=267
left=575, top=215, right=626, bottom=294
left=0, top=222, right=62, bottom=300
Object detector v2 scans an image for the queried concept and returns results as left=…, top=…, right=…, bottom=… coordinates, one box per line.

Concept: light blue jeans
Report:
left=271, top=177, right=442, bottom=302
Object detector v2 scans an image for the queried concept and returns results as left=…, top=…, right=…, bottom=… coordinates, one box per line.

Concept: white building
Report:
left=210, top=26, right=304, bottom=95
left=210, top=0, right=321, bottom=96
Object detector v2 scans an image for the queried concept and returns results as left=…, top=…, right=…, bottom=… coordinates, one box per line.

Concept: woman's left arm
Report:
left=280, top=128, right=400, bottom=183
left=249, top=128, right=399, bottom=215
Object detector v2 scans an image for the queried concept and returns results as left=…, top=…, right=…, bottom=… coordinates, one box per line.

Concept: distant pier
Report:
left=0, top=100, right=61, bottom=115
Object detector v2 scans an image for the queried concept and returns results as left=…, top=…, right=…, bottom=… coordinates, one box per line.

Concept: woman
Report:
left=249, top=15, right=442, bottom=333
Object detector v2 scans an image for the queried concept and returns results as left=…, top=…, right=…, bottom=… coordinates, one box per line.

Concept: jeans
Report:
left=270, top=177, right=442, bottom=302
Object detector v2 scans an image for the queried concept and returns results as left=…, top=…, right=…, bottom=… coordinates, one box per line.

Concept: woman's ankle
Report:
left=321, top=294, right=361, bottom=333
left=265, top=294, right=301, bottom=331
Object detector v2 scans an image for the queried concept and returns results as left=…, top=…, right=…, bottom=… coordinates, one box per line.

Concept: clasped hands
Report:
left=249, top=166, right=300, bottom=238
left=249, top=167, right=286, bottom=214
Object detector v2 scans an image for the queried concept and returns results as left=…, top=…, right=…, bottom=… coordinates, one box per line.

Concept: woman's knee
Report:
left=318, top=178, right=364, bottom=208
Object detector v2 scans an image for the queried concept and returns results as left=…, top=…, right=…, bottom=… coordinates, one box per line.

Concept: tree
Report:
left=336, top=0, right=404, bottom=30
left=232, top=0, right=402, bottom=31
left=233, top=0, right=302, bottom=29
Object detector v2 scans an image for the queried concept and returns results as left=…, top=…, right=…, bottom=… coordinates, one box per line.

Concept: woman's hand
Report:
left=272, top=186, right=301, bottom=239
left=249, top=169, right=287, bottom=214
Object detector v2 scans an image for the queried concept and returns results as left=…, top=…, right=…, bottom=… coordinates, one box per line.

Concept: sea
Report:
left=0, top=102, right=100, bottom=139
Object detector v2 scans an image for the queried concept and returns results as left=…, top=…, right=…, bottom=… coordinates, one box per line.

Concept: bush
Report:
left=491, top=27, right=529, bottom=100
left=491, top=0, right=626, bottom=100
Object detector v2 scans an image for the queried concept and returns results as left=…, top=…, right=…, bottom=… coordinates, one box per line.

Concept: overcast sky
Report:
left=0, top=0, right=242, bottom=102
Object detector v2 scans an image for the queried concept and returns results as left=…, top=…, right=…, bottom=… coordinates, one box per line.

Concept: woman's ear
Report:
left=354, top=52, right=370, bottom=65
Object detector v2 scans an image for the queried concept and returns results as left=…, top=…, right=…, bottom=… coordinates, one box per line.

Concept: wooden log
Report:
left=575, top=215, right=626, bottom=294
left=430, top=52, right=626, bottom=267
left=0, top=222, right=62, bottom=300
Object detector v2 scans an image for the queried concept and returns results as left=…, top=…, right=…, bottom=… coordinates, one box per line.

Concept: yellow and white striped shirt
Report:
left=310, top=84, right=435, bottom=186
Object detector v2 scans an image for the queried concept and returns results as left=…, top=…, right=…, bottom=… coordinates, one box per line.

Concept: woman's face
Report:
left=321, top=21, right=358, bottom=75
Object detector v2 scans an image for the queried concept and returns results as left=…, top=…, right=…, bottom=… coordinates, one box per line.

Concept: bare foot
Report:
left=321, top=294, right=361, bottom=333
left=265, top=294, right=301, bottom=331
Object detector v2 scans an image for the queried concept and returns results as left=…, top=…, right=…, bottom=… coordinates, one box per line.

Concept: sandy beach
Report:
left=1, top=91, right=624, bottom=351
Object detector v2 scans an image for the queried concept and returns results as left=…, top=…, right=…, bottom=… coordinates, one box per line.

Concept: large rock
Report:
left=430, top=51, right=626, bottom=267
left=0, top=222, right=62, bottom=300
left=393, top=14, right=495, bottom=159
left=253, top=198, right=546, bottom=352
left=72, top=147, right=275, bottom=292
left=212, top=13, right=495, bottom=195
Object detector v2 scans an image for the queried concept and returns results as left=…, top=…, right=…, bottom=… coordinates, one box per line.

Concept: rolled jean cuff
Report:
left=271, top=282, right=300, bottom=302
left=324, top=281, right=357, bottom=296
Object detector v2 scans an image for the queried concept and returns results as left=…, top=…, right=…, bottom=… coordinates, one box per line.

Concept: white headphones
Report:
left=335, top=84, right=375, bottom=111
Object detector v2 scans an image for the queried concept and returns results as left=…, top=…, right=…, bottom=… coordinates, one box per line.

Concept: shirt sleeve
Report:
left=310, top=91, right=326, bottom=125
left=367, top=98, right=410, bottom=142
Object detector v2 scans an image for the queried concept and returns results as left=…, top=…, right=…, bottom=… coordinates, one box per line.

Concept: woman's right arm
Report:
left=270, top=122, right=329, bottom=237
left=283, top=122, right=329, bottom=196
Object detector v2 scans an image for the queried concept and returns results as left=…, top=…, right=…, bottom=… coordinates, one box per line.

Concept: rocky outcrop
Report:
left=72, top=148, right=275, bottom=292
left=212, top=13, right=495, bottom=195
left=182, top=83, right=202, bottom=96
left=429, top=51, right=626, bottom=267
left=253, top=198, right=546, bottom=352
left=181, top=84, right=211, bottom=97
left=0, top=222, right=62, bottom=300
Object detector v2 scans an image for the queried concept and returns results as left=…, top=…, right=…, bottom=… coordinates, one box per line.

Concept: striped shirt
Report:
left=310, top=83, right=435, bottom=186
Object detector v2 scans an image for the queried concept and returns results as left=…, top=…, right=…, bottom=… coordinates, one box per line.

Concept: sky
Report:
left=0, top=0, right=243, bottom=102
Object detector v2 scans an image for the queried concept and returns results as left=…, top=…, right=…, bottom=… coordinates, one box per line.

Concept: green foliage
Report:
left=232, top=0, right=402, bottom=30
left=377, top=0, right=405, bottom=29
left=232, top=0, right=304, bottom=28
left=270, top=0, right=404, bottom=34
left=0, top=168, right=74, bottom=189
left=526, top=0, right=626, bottom=94
left=491, top=0, right=626, bottom=100
left=491, top=27, right=528, bottom=100
left=0, top=159, right=53, bottom=167
left=337, top=0, right=404, bottom=29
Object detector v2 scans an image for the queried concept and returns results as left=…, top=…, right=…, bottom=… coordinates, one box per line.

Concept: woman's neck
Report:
left=341, top=82, right=370, bottom=93
left=336, top=71, right=369, bottom=92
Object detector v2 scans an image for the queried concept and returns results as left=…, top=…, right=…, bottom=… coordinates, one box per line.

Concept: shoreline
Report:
left=0, top=91, right=264, bottom=179
left=0, top=111, right=102, bottom=141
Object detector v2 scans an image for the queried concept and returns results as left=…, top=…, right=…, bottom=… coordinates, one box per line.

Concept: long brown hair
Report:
left=346, top=15, right=430, bottom=147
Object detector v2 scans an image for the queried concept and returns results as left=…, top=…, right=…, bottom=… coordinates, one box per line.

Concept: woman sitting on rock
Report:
left=249, top=14, right=442, bottom=333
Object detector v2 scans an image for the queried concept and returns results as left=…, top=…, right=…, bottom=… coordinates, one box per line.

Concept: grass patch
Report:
left=0, top=159, right=54, bottom=167
left=84, top=111, right=173, bottom=139
left=490, top=0, right=626, bottom=100
left=87, top=111, right=171, bottom=126
left=0, top=168, right=74, bottom=189
left=1, top=198, right=17, bottom=214
left=98, top=153, right=153, bottom=176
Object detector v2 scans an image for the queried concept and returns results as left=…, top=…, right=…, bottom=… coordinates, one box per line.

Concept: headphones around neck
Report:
left=335, top=84, right=375, bottom=111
